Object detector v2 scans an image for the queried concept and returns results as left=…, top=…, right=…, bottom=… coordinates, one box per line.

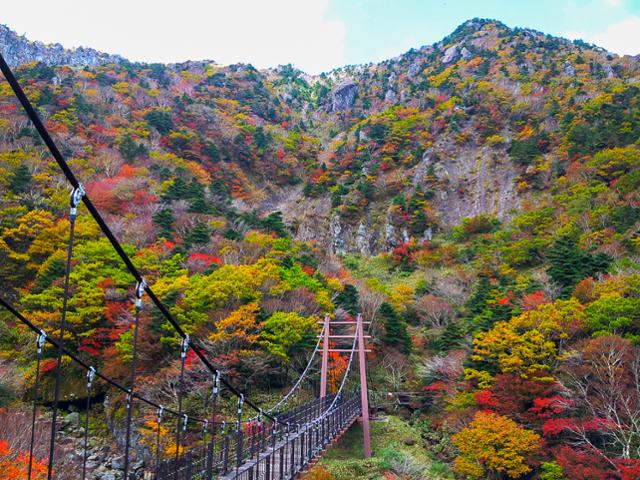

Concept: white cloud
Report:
left=591, top=16, right=640, bottom=55
left=602, top=0, right=623, bottom=6
left=2, top=0, right=346, bottom=74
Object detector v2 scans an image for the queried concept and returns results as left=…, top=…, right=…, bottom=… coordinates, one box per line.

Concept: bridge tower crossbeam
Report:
left=318, top=313, right=372, bottom=458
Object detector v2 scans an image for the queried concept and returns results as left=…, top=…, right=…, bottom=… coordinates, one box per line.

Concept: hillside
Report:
left=1, top=20, right=638, bottom=255
left=0, top=18, right=639, bottom=480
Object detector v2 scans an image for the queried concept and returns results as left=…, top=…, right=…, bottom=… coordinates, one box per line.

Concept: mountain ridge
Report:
left=0, top=18, right=632, bottom=75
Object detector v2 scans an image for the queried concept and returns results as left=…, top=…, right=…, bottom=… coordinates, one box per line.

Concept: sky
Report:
left=2, top=0, right=640, bottom=74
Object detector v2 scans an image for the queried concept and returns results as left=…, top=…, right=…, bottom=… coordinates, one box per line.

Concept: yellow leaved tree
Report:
left=453, top=411, right=540, bottom=479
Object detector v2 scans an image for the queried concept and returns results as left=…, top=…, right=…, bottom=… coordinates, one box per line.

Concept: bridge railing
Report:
left=231, top=395, right=361, bottom=480
left=154, top=394, right=361, bottom=480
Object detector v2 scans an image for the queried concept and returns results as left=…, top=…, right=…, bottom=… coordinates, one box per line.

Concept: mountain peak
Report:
left=0, top=23, right=126, bottom=67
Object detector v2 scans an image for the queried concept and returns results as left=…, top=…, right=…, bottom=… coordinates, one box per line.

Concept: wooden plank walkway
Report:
left=220, top=413, right=359, bottom=480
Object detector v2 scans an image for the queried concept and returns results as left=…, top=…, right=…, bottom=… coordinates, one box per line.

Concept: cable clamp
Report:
left=182, top=414, right=188, bottom=431
left=157, top=405, right=164, bottom=423
left=257, top=409, right=263, bottom=425
left=135, top=279, right=147, bottom=309
left=87, top=366, right=96, bottom=389
left=126, top=390, right=133, bottom=408
left=181, top=335, right=190, bottom=359
left=213, top=370, right=221, bottom=396
left=237, top=394, right=244, bottom=415
left=69, top=184, right=85, bottom=218
left=36, top=330, right=47, bottom=354
left=203, top=419, right=208, bottom=431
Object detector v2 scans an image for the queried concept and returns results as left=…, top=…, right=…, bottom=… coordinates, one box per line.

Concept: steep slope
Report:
left=0, top=19, right=637, bottom=256
left=275, top=19, right=639, bottom=254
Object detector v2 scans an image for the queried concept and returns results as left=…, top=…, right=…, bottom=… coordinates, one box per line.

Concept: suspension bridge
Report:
left=0, top=53, right=375, bottom=480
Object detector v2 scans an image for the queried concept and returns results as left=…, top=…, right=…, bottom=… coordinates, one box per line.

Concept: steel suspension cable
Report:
left=311, top=329, right=358, bottom=425
left=0, top=53, right=290, bottom=426
left=47, top=185, right=83, bottom=480
left=123, top=280, right=146, bottom=480
left=27, top=331, right=46, bottom=480
left=0, top=297, right=205, bottom=424
left=81, top=367, right=96, bottom=479
left=174, top=335, right=190, bottom=474
left=154, top=406, right=164, bottom=480
left=265, top=322, right=324, bottom=415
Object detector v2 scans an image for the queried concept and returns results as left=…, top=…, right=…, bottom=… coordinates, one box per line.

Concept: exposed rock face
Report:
left=603, top=63, right=615, bottom=78
left=327, top=79, right=357, bottom=112
left=384, top=89, right=397, bottom=103
left=0, top=24, right=125, bottom=67
left=284, top=142, right=522, bottom=256
left=564, top=61, right=576, bottom=76
left=407, top=61, right=422, bottom=77
left=442, top=44, right=459, bottom=64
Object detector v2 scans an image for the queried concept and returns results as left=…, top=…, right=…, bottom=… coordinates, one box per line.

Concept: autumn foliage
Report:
left=0, top=440, right=47, bottom=480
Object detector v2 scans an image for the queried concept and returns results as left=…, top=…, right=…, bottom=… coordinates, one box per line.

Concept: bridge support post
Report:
left=357, top=314, right=372, bottom=458
left=319, top=313, right=330, bottom=398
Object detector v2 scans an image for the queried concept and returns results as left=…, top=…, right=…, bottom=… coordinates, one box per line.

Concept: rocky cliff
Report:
left=0, top=24, right=125, bottom=67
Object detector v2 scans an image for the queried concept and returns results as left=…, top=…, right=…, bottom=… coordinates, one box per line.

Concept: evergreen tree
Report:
left=118, top=135, right=147, bottom=161
left=163, top=176, right=188, bottom=201
left=433, top=320, right=465, bottom=352
left=252, top=126, right=269, bottom=150
left=186, top=180, right=213, bottom=213
left=547, top=235, right=611, bottom=297
left=379, top=302, right=411, bottom=353
left=186, top=222, right=210, bottom=246
left=144, top=109, right=174, bottom=135
left=261, top=211, right=287, bottom=237
left=336, top=284, right=359, bottom=315
left=465, top=277, right=491, bottom=317
left=204, top=142, right=220, bottom=162
left=9, top=164, right=32, bottom=194
left=153, top=208, right=175, bottom=238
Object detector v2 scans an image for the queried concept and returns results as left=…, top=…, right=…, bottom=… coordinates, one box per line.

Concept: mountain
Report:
left=0, top=19, right=637, bottom=257
left=0, top=24, right=125, bottom=67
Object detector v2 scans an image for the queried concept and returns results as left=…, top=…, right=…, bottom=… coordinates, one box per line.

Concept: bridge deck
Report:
left=221, top=414, right=359, bottom=480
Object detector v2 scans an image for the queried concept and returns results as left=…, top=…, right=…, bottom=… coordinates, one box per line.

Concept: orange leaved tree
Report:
left=0, top=440, right=48, bottom=480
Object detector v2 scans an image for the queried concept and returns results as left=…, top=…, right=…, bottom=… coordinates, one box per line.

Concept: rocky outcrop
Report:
left=442, top=44, right=459, bottom=64
left=326, top=79, right=357, bottom=112
left=563, top=61, right=576, bottom=76
left=284, top=142, right=521, bottom=256
left=0, top=24, right=125, bottom=67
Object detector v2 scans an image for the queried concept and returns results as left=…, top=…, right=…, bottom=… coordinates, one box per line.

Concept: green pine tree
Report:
left=9, top=164, right=32, bottom=194
left=118, top=135, right=147, bottom=161
left=153, top=208, right=175, bottom=238
left=465, top=277, right=491, bottom=317
left=186, top=222, right=210, bottom=246
left=379, top=302, right=411, bottom=353
left=261, top=212, right=287, bottom=237
left=433, top=320, right=465, bottom=352
left=547, top=235, right=611, bottom=297
left=163, top=176, right=188, bottom=201
left=336, top=284, right=360, bottom=315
